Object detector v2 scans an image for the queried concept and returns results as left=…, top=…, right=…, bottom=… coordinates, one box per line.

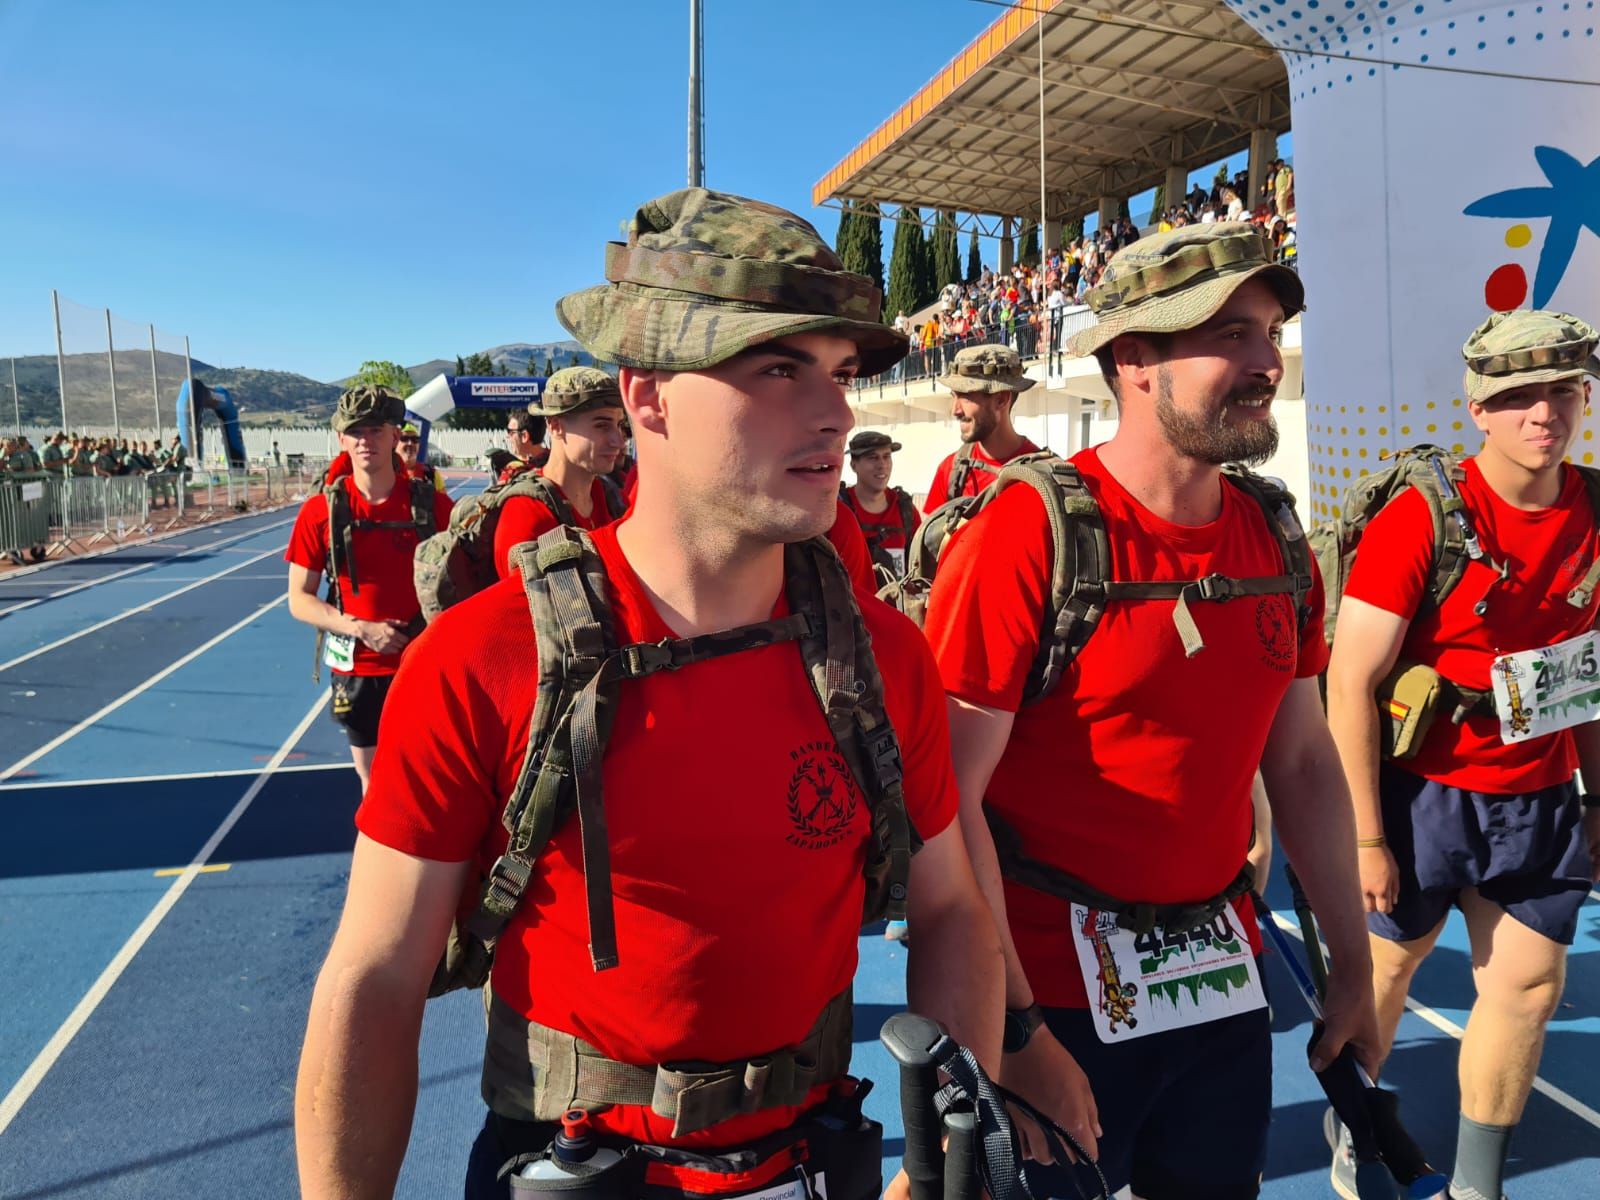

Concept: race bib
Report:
left=1490, top=630, right=1600, bottom=744
left=885, top=547, right=905, bottom=576
left=323, top=632, right=356, bottom=672
left=1070, top=904, right=1265, bottom=1044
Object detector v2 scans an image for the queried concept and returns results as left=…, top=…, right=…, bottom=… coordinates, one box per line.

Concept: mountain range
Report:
left=5, top=341, right=587, bottom=429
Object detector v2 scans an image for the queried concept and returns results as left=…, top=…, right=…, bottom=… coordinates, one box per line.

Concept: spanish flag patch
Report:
left=1384, top=699, right=1411, bottom=722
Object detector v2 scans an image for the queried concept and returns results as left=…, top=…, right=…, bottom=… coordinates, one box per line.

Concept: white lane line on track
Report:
left=1269, top=911, right=1600, bottom=1131
left=0, top=595, right=288, bottom=784
left=0, top=542, right=290, bottom=674
left=0, top=518, right=292, bottom=618
left=0, top=687, right=329, bottom=1137
left=0, top=760, right=349, bottom=791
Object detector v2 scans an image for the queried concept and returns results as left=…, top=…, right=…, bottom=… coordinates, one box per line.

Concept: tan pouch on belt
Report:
left=1375, top=661, right=1442, bottom=760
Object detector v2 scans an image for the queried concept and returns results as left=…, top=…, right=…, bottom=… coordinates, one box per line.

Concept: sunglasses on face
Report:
left=399, top=436, right=420, bottom=444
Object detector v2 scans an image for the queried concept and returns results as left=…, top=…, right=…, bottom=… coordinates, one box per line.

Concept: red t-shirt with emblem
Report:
left=1343, top=457, right=1600, bottom=792
left=924, top=447, right=1328, bottom=1008
left=357, top=519, right=957, bottom=1146
left=493, top=475, right=619, bottom=579
left=284, top=474, right=454, bottom=676
left=923, top=439, right=1042, bottom=514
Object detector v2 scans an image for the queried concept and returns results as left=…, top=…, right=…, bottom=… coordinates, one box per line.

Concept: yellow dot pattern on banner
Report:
left=1506, top=225, right=1533, bottom=249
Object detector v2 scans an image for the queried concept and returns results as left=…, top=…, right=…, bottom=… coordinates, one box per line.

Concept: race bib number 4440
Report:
left=1070, top=904, right=1265, bottom=1044
left=1491, top=630, right=1600, bottom=744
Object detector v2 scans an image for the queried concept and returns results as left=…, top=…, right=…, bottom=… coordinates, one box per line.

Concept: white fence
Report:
left=13, top=425, right=502, bottom=467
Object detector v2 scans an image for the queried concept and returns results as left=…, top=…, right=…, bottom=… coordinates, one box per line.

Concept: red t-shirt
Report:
left=826, top=498, right=875, bottom=593
left=1344, top=458, right=1600, bottom=792
left=923, top=439, right=1042, bottom=514
left=357, top=520, right=957, bottom=1146
left=924, top=447, right=1328, bottom=1007
left=493, top=475, right=619, bottom=579
left=284, top=475, right=454, bottom=676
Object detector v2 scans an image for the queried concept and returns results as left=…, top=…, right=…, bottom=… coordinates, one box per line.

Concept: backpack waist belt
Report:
left=483, top=987, right=854, bottom=1137
left=986, top=809, right=1255, bottom=937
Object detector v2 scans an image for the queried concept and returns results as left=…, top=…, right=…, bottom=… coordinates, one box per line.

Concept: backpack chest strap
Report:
left=483, top=987, right=854, bottom=1137
left=1105, top=572, right=1312, bottom=658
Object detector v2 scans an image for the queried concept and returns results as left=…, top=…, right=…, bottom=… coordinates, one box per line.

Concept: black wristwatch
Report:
left=1002, top=1004, right=1045, bottom=1053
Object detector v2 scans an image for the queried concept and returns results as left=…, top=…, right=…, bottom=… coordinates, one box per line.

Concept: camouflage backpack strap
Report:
left=1390, top=445, right=1477, bottom=612
left=785, top=536, right=919, bottom=924
left=947, top=443, right=976, bottom=501
left=1220, top=465, right=1316, bottom=632
left=409, top=473, right=438, bottom=539
left=599, top=475, right=629, bottom=521
left=895, top=487, right=919, bottom=540
left=324, top=477, right=358, bottom=598
left=1564, top=464, right=1600, bottom=609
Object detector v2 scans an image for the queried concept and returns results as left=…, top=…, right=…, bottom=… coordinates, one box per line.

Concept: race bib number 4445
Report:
left=1070, top=904, right=1265, bottom=1044
left=1491, top=630, right=1600, bottom=744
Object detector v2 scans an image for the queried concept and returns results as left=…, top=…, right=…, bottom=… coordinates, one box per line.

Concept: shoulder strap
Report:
left=324, top=479, right=357, bottom=600
left=947, top=444, right=975, bottom=501
left=1220, top=466, right=1316, bottom=633
left=409, top=474, right=437, bottom=538
left=895, top=488, right=919, bottom=537
left=1565, top=465, right=1600, bottom=609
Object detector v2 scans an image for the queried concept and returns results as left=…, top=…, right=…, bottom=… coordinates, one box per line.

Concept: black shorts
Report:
left=1369, top=762, right=1590, bottom=945
left=1029, top=1001, right=1272, bottom=1200
left=328, top=672, right=392, bottom=749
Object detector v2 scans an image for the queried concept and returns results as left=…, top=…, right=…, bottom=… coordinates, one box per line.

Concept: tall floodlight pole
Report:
left=9, top=357, right=19, bottom=434
left=148, top=324, right=163, bottom=444
left=104, top=308, right=120, bottom=438
left=1038, top=4, right=1047, bottom=246
left=52, top=290, right=67, bottom=432
left=688, top=0, right=704, bottom=188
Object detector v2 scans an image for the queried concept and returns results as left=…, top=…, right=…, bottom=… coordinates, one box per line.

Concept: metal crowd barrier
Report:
left=1, top=475, right=53, bottom=564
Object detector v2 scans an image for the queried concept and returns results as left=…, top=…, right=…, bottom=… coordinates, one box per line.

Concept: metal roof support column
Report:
left=1246, top=90, right=1275, bottom=213
left=1044, top=216, right=1062, bottom=258
left=999, top=217, right=1014, bottom=273
left=1162, top=165, right=1188, bottom=217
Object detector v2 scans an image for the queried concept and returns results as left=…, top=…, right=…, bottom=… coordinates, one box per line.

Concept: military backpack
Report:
left=413, top=468, right=627, bottom=622
left=839, top=483, right=919, bottom=584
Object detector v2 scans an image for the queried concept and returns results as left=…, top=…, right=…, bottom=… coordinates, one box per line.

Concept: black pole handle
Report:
left=881, top=1013, right=947, bottom=1200
left=941, top=1110, right=977, bottom=1200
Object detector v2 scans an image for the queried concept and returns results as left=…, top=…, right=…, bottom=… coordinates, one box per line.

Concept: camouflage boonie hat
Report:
left=1067, top=223, right=1305, bottom=358
left=939, top=343, right=1036, bottom=396
left=333, top=385, right=407, bottom=433
left=848, top=430, right=902, bottom=456
left=527, top=366, right=624, bottom=416
left=1462, top=309, right=1600, bottom=403
left=556, top=188, right=908, bottom=378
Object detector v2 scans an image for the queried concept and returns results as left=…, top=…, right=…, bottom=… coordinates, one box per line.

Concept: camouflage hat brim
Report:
left=1065, top=261, right=1304, bottom=358
left=1464, top=356, right=1600, bottom=403
left=557, top=284, right=909, bottom=378
left=525, top=393, right=624, bottom=417
left=938, top=372, right=1036, bottom=396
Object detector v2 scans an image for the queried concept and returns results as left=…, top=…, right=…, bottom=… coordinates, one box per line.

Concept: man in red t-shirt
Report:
left=925, top=225, right=1377, bottom=1200
left=1327, top=309, right=1600, bottom=1200
left=840, top=430, right=920, bottom=582
left=923, top=343, right=1044, bottom=513
left=284, top=387, right=454, bottom=790
left=295, top=189, right=1003, bottom=1200
left=492, top=367, right=629, bottom=578
left=497, top=410, right=549, bottom=483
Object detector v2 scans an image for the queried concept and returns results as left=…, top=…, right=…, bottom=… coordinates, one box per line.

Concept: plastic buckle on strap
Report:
left=622, top=639, right=677, bottom=677
left=1192, top=573, right=1239, bottom=602
left=481, top=856, right=532, bottom=915
left=862, top=721, right=905, bottom=789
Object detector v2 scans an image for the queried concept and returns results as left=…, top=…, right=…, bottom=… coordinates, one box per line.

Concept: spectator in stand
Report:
left=1224, top=187, right=1246, bottom=221
left=921, top=311, right=944, bottom=376
left=891, top=310, right=913, bottom=382
left=1274, top=158, right=1295, bottom=219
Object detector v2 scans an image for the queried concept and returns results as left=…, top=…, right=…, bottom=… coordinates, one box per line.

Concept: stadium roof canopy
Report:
left=812, top=0, right=1289, bottom=231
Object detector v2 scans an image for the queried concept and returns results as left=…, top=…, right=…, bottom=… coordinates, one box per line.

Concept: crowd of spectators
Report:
left=0, top=431, right=190, bottom=478
left=882, top=160, right=1297, bottom=385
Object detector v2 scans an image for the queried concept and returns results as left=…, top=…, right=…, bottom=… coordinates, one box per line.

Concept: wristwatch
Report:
left=1002, top=1004, right=1045, bottom=1054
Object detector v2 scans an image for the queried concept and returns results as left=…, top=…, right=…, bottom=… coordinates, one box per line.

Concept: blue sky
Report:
left=0, top=0, right=1255, bottom=381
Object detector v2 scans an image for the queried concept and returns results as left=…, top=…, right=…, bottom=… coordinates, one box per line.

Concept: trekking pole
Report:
left=942, top=1110, right=977, bottom=1200
left=1252, top=891, right=1448, bottom=1200
left=881, top=1013, right=946, bottom=1200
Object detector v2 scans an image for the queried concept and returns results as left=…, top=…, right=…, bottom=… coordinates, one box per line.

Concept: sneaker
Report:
left=883, top=919, right=909, bottom=943
left=1326, top=1108, right=1360, bottom=1200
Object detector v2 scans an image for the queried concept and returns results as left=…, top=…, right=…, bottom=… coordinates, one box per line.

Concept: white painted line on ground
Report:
left=0, top=687, right=328, bottom=1136
left=0, top=594, right=289, bottom=784
left=1269, top=910, right=1600, bottom=1131
left=0, top=517, right=291, bottom=618
left=0, top=542, right=290, bottom=674
left=0, top=760, right=348, bottom=791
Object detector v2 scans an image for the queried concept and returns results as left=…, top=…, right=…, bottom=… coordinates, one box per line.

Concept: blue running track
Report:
left=1, top=483, right=1596, bottom=1198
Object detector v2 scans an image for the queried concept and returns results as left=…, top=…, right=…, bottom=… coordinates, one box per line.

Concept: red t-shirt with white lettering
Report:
left=493, top=475, right=618, bottom=579
left=1343, top=458, right=1600, bottom=792
left=357, top=520, right=957, bottom=1146
left=923, top=439, right=1041, bottom=514
left=284, top=476, right=453, bottom=676
left=924, top=447, right=1327, bottom=1008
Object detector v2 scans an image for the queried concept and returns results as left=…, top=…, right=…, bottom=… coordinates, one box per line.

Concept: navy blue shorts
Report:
left=1370, top=762, right=1590, bottom=946
left=1030, top=1001, right=1272, bottom=1200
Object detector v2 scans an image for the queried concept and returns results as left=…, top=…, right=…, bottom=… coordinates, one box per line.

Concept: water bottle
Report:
left=518, top=1110, right=623, bottom=1180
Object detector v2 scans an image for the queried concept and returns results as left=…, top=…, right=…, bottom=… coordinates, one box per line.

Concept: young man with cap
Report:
left=284, top=386, right=453, bottom=791
left=397, top=422, right=445, bottom=491
left=295, top=189, right=1002, bottom=1200
left=923, top=343, right=1044, bottom=514
left=1326, top=310, right=1600, bottom=1200
left=924, top=224, right=1378, bottom=1200
left=491, top=366, right=629, bottom=579
left=840, top=430, right=920, bottom=581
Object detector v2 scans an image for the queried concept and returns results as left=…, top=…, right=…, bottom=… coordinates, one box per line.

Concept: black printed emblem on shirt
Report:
left=1255, top=595, right=1296, bottom=673
left=785, top=741, right=860, bottom=850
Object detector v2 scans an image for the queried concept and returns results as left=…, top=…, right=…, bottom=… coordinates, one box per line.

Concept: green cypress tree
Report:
left=454, top=355, right=465, bottom=375
left=856, top=202, right=885, bottom=299
left=932, top=211, right=960, bottom=292
left=1018, top=218, right=1039, bottom=265
left=834, top=200, right=857, bottom=258
left=884, top=207, right=927, bottom=321
left=966, top=229, right=982, bottom=282
left=543, top=356, right=555, bottom=377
